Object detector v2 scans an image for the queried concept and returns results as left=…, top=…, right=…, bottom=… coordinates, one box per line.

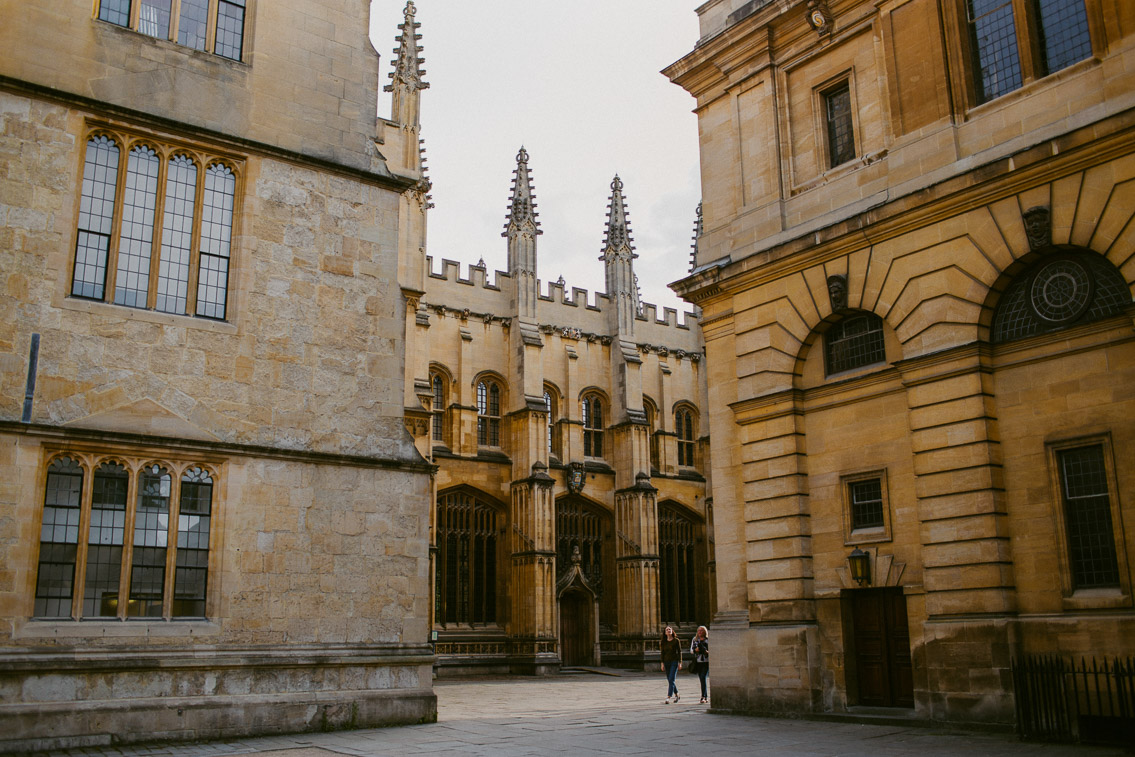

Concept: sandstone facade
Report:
left=0, top=1, right=435, bottom=750
left=667, top=0, right=1135, bottom=727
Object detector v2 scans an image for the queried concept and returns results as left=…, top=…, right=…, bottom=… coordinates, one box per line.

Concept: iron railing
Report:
left=1013, top=654, right=1135, bottom=746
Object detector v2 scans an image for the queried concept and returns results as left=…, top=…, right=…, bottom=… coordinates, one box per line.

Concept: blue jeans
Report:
left=697, top=665, right=709, bottom=699
left=665, top=661, right=679, bottom=697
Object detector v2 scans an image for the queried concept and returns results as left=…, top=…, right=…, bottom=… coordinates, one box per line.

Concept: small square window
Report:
left=841, top=470, right=892, bottom=544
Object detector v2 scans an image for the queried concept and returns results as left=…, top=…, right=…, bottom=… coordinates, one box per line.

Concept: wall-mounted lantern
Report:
left=848, top=547, right=871, bottom=586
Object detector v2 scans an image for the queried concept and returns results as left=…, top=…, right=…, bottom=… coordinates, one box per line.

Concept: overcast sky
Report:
left=369, top=1, right=702, bottom=314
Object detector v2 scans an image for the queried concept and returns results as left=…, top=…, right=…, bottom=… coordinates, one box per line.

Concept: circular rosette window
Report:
left=1028, top=255, right=1094, bottom=324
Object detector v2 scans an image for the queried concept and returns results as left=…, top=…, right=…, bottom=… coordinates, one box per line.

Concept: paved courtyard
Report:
left=31, top=673, right=1128, bottom=757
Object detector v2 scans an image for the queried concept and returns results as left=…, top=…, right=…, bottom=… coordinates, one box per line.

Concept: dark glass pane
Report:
left=436, top=493, right=498, bottom=625
left=659, top=505, right=697, bottom=624
left=177, top=0, right=209, bottom=50
left=824, top=313, right=886, bottom=375
left=968, top=0, right=1022, bottom=103
left=128, top=466, right=170, bottom=617
left=850, top=478, right=885, bottom=530
left=98, top=0, right=131, bottom=27
left=195, top=164, right=235, bottom=319
left=824, top=83, right=855, bottom=168
left=214, top=0, right=246, bottom=60
left=83, top=462, right=128, bottom=617
left=35, top=458, right=84, bottom=617
left=1059, top=446, right=1119, bottom=589
left=1035, top=0, right=1092, bottom=74
left=174, top=468, right=212, bottom=617
left=73, top=136, right=120, bottom=300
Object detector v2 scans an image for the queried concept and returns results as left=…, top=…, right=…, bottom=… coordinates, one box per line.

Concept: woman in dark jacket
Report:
left=690, top=625, right=709, bottom=703
left=660, top=625, right=683, bottom=703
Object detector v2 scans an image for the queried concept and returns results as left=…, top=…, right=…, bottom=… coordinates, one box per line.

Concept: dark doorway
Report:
left=847, top=587, right=913, bottom=707
left=559, top=590, right=593, bottom=667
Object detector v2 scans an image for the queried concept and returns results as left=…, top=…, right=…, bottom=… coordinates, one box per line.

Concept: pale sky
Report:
left=369, top=1, right=702, bottom=314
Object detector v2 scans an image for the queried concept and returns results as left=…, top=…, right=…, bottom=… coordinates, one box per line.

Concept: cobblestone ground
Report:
left=26, top=673, right=1129, bottom=757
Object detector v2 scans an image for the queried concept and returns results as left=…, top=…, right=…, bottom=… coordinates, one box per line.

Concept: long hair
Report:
left=696, top=625, right=708, bottom=639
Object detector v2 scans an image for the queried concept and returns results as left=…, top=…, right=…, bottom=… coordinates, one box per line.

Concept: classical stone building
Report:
left=666, top=0, right=1134, bottom=727
left=400, top=150, right=712, bottom=675
left=0, top=1, right=436, bottom=750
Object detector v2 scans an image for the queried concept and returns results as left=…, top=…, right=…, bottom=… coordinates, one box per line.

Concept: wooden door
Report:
left=849, top=588, right=913, bottom=708
left=559, top=592, right=591, bottom=666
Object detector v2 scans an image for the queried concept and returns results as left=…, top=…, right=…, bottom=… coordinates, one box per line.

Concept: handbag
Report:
left=688, top=660, right=701, bottom=675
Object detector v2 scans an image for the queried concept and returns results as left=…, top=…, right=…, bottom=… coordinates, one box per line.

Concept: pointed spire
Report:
left=601, top=175, right=635, bottom=257
left=503, top=146, right=542, bottom=237
left=689, top=202, right=703, bottom=273
left=385, top=1, right=429, bottom=94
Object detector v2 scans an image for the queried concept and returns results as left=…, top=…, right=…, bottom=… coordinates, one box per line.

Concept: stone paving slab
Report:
left=24, top=674, right=1130, bottom=757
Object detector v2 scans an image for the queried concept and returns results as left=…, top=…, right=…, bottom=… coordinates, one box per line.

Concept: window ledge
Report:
left=56, top=296, right=238, bottom=334
left=846, top=527, right=890, bottom=545
left=1062, top=587, right=1131, bottom=612
left=14, top=618, right=222, bottom=640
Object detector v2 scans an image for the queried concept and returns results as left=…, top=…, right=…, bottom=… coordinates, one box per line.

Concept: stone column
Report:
left=900, top=346, right=1016, bottom=722
left=509, top=462, right=558, bottom=674
left=615, top=471, right=660, bottom=669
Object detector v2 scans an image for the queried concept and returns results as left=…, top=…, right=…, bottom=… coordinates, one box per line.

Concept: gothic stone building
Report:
left=0, top=1, right=437, bottom=750
left=667, top=0, right=1134, bottom=728
left=400, top=150, right=712, bottom=675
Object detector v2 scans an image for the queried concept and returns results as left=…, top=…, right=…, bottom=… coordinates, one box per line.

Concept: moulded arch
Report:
left=792, top=307, right=900, bottom=390
left=657, top=497, right=705, bottom=523
left=437, top=484, right=509, bottom=515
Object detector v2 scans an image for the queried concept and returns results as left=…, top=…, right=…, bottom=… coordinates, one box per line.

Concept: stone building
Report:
left=400, top=149, right=712, bottom=675
left=666, top=0, right=1134, bottom=727
left=0, top=1, right=436, bottom=750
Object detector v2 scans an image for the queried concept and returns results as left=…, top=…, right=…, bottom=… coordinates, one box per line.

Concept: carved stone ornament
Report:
left=827, top=274, right=848, bottom=312
left=807, top=0, right=834, bottom=36
left=567, top=461, right=586, bottom=494
left=1023, top=206, right=1052, bottom=251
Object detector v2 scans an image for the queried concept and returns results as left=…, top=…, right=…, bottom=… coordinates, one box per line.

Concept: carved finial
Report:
left=601, top=174, right=635, bottom=255
left=689, top=202, right=703, bottom=273
left=385, top=1, right=429, bottom=93
left=476, top=257, right=486, bottom=269
left=571, top=544, right=582, bottom=565
left=556, top=275, right=565, bottom=287
left=504, top=145, right=542, bottom=237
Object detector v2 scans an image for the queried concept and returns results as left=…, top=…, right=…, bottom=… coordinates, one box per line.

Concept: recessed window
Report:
left=544, top=387, right=559, bottom=458
left=824, top=312, right=886, bottom=375
left=659, top=503, right=698, bottom=624
left=823, top=81, right=856, bottom=168
left=476, top=380, right=502, bottom=448
left=841, top=470, right=892, bottom=544
left=431, top=373, right=446, bottom=443
left=96, top=0, right=248, bottom=62
left=849, top=478, right=885, bottom=530
left=435, top=491, right=498, bottom=626
left=72, top=132, right=239, bottom=321
left=966, top=0, right=1092, bottom=105
left=556, top=497, right=605, bottom=595
left=582, top=394, right=604, bottom=458
left=1057, top=445, right=1120, bottom=590
left=676, top=406, right=697, bottom=468
left=33, top=454, right=217, bottom=620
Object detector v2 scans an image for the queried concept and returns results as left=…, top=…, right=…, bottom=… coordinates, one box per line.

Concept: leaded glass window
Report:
left=432, top=374, right=445, bottom=442
left=73, top=136, right=120, bottom=301
left=138, top=0, right=172, bottom=38
left=823, top=82, right=855, bottom=168
left=659, top=504, right=697, bottom=625
left=476, top=380, right=501, bottom=448
left=436, top=491, right=498, bottom=625
left=967, top=0, right=1022, bottom=103
left=849, top=478, right=884, bottom=530
left=156, top=154, right=197, bottom=314
left=1036, top=0, right=1092, bottom=74
left=114, top=145, right=160, bottom=308
left=582, top=395, right=603, bottom=458
left=129, top=465, right=171, bottom=617
left=1058, top=446, right=1120, bottom=589
left=174, top=467, right=212, bottom=617
left=556, top=498, right=605, bottom=596
left=83, top=462, right=129, bottom=618
left=824, top=312, right=886, bottom=375
left=214, top=0, right=246, bottom=60
left=676, top=407, right=696, bottom=468
left=97, top=0, right=245, bottom=61
left=196, top=163, right=235, bottom=319
left=34, top=458, right=84, bottom=618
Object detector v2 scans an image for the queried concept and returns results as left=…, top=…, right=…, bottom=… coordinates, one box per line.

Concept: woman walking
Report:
left=690, top=625, right=709, bottom=703
left=660, top=625, right=683, bottom=703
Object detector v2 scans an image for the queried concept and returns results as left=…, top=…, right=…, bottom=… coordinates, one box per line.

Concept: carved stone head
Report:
left=827, top=274, right=848, bottom=312
left=1023, top=206, right=1051, bottom=251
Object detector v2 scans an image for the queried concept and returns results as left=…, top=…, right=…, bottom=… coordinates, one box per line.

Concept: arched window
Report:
left=174, top=467, right=213, bottom=617
left=675, top=405, right=697, bottom=468
left=992, top=251, right=1130, bottom=343
left=34, top=457, right=84, bottom=618
left=659, top=503, right=698, bottom=625
left=582, top=394, right=604, bottom=458
left=544, top=386, right=558, bottom=457
left=824, top=311, right=886, bottom=375
left=644, top=398, right=659, bottom=471
left=436, top=491, right=498, bottom=626
left=431, top=373, right=446, bottom=443
left=556, top=498, right=605, bottom=596
left=476, top=379, right=502, bottom=448
left=84, top=461, right=129, bottom=618
left=130, top=464, right=172, bottom=618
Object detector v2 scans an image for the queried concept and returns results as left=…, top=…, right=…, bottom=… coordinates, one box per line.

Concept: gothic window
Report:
left=435, top=491, right=498, bottom=626
left=556, top=498, right=604, bottom=596
left=966, top=0, right=1093, bottom=105
left=72, top=132, right=239, bottom=320
left=476, top=379, right=502, bottom=448
left=644, top=398, right=659, bottom=471
left=675, top=405, right=697, bottom=468
left=96, top=0, right=248, bottom=61
left=582, top=394, right=604, bottom=459
left=991, top=251, right=1130, bottom=343
left=431, top=373, right=446, bottom=443
left=33, top=454, right=218, bottom=620
left=659, top=503, right=698, bottom=625
left=824, top=312, right=886, bottom=375
left=1057, top=445, right=1120, bottom=590
left=822, top=80, right=856, bottom=168
left=544, top=386, right=559, bottom=458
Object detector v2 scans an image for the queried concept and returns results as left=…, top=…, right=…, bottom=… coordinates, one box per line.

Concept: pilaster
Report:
left=509, top=462, right=558, bottom=674
left=615, top=472, right=660, bottom=668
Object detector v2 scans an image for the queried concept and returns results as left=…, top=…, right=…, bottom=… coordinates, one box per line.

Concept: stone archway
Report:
left=557, top=545, right=599, bottom=667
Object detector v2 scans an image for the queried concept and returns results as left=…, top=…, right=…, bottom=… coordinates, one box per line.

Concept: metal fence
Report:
left=1012, top=654, right=1135, bottom=746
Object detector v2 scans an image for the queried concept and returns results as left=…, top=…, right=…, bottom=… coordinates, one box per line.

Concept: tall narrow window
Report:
left=173, top=467, right=212, bottom=617
left=432, top=373, right=445, bottom=443
left=129, top=464, right=171, bottom=618
left=156, top=154, right=198, bottom=314
left=214, top=0, right=246, bottom=60
left=645, top=400, right=659, bottom=470
left=582, top=395, right=603, bottom=458
left=659, top=504, right=697, bottom=624
left=1036, top=0, right=1092, bottom=73
left=849, top=478, right=885, bottom=530
left=477, top=380, right=501, bottom=447
left=1058, top=446, right=1120, bottom=589
left=436, top=491, right=498, bottom=625
left=83, top=462, right=129, bottom=617
left=676, top=406, right=696, bottom=468
left=823, top=82, right=855, bottom=168
left=73, top=136, right=120, bottom=301
left=196, top=163, right=235, bottom=319
left=177, top=0, right=210, bottom=50
left=34, top=458, right=84, bottom=618
left=967, top=0, right=1023, bottom=103
left=138, top=0, right=172, bottom=38
left=556, top=498, right=605, bottom=595
left=824, top=312, right=886, bottom=375
left=114, top=145, right=161, bottom=308
left=544, top=390, right=555, bottom=456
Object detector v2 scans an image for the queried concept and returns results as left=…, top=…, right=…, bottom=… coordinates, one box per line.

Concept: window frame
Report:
left=32, top=448, right=222, bottom=623
left=1046, top=436, right=1131, bottom=609
left=475, top=377, right=504, bottom=450
left=658, top=501, right=700, bottom=625
left=543, top=384, right=560, bottom=459
left=430, top=371, right=447, bottom=445
left=841, top=469, right=893, bottom=545
left=819, top=78, right=857, bottom=170
left=435, top=489, right=501, bottom=628
left=69, top=126, right=242, bottom=323
left=95, top=0, right=250, bottom=62
left=823, top=310, right=888, bottom=376
left=581, top=392, right=605, bottom=460
left=675, top=404, right=698, bottom=470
